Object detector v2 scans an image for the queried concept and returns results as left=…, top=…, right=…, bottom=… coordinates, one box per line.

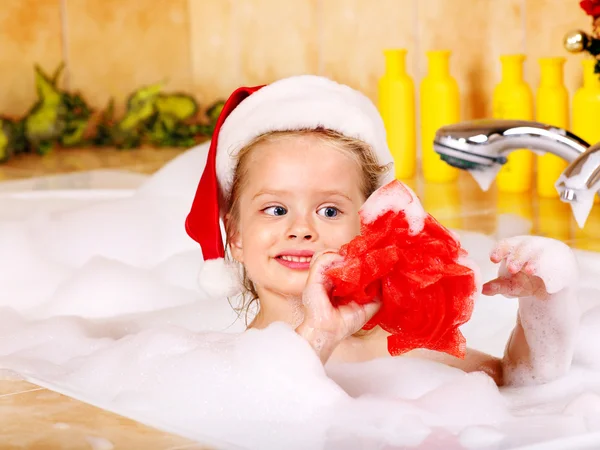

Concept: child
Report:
left=186, top=75, right=580, bottom=388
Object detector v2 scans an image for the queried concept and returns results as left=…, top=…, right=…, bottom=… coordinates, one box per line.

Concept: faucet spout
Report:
left=556, top=143, right=600, bottom=191
left=555, top=142, right=600, bottom=228
left=433, top=119, right=589, bottom=173
left=433, top=119, right=600, bottom=226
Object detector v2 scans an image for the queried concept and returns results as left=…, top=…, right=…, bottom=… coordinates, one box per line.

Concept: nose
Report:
left=287, top=214, right=317, bottom=241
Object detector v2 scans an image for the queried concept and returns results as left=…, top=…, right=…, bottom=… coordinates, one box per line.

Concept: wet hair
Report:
left=224, top=128, right=390, bottom=324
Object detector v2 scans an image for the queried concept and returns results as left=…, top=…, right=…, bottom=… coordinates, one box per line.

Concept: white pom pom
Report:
left=197, top=258, right=243, bottom=299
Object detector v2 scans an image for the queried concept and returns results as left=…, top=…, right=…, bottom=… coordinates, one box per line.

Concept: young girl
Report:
left=186, top=75, right=580, bottom=388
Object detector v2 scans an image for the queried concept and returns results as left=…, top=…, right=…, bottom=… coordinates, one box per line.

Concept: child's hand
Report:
left=481, top=235, right=576, bottom=299
left=295, top=250, right=381, bottom=364
left=481, top=236, right=580, bottom=386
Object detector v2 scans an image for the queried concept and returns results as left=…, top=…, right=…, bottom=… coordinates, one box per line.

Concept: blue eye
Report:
left=264, top=206, right=287, bottom=216
left=318, top=206, right=339, bottom=218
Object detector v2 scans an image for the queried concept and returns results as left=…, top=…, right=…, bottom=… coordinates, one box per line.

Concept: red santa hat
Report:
left=185, top=75, right=395, bottom=298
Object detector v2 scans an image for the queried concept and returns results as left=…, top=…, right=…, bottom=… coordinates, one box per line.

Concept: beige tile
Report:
left=65, top=0, right=193, bottom=113
left=166, top=445, right=211, bottom=450
left=236, top=0, right=319, bottom=86
left=0, top=379, right=45, bottom=397
left=0, top=0, right=64, bottom=117
left=487, top=0, right=527, bottom=116
left=0, top=387, right=202, bottom=449
left=524, top=0, right=592, bottom=99
left=0, top=146, right=189, bottom=177
left=320, top=0, right=417, bottom=103
left=189, top=0, right=241, bottom=107
left=418, top=0, right=524, bottom=119
left=489, top=1, right=526, bottom=56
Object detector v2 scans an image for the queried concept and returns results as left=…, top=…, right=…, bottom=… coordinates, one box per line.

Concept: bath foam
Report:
left=1, top=148, right=600, bottom=449
left=359, top=180, right=426, bottom=234
left=468, top=165, right=502, bottom=192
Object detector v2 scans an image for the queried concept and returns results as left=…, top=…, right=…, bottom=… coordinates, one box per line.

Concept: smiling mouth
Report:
left=277, top=255, right=312, bottom=263
left=275, top=254, right=313, bottom=271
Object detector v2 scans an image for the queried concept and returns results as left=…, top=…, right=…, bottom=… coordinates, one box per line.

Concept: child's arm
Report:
left=481, top=236, right=581, bottom=386
left=295, top=250, right=380, bottom=364
left=410, top=236, right=580, bottom=387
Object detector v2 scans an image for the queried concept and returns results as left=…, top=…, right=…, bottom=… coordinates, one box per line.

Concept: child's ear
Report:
left=224, top=213, right=243, bottom=263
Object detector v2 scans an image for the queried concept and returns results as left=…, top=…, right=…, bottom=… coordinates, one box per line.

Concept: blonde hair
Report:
left=224, top=128, right=390, bottom=323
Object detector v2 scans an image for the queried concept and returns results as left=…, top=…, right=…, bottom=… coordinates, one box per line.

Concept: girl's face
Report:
left=228, top=134, right=365, bottom=299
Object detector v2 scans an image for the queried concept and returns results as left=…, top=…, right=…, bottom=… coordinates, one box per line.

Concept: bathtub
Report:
left=1, top=143, right=600, bottom=450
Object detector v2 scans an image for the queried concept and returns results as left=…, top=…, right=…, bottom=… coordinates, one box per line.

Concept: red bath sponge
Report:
left=325, top=180, right=477, bottom=359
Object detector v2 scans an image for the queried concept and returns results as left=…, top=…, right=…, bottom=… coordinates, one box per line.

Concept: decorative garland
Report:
left=564, top=1, right=600, bottom=74
left=0, top=64, right=224, bottom=163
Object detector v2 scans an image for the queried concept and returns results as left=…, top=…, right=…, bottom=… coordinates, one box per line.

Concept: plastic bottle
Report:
left=420, top=50, right=460, bottom=183
left=536, top=57, right=569, bottom=198
left=378, top=49, right=416, bottom=179
left=573, top=59, right=600, bottom=146
left=493, top=54, right=534, bottom=193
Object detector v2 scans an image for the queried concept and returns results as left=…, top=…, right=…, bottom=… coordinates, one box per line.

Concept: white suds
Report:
left=568, top=190, right=597, bottom=229
left=360, top=180, right=426, bottom=234
left=469, top=166, right=502, bottom=192
left=0, top=147, right=598, bottom=449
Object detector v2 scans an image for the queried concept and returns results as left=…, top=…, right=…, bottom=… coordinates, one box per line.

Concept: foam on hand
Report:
left=1, top=143, right=600, bottom=449
left=488, top=236, right=581, bottom=387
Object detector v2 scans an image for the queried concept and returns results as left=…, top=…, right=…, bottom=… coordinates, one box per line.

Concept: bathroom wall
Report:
left=0, top=0, right=592, bottom=124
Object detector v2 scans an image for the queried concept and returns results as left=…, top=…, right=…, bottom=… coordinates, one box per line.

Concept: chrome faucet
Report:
left=556, top=142, right=600, bottom=201
left=555, top=142, right=600, bottom=227
left=433, top=119, right=600, bottom=226
left=433, top=119, right=589, bottom=171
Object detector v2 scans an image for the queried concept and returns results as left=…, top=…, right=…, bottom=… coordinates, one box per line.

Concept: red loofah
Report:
left=325, top=180, right=477, bottom=359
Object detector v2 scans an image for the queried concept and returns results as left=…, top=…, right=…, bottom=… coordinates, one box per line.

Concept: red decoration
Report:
left=581, top=0, right=600, bottom=17
left=325, top=180, right=477, bottom=359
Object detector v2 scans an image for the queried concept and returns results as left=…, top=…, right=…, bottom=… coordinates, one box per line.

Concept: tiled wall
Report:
left=0, top=0, right=592, bottom=123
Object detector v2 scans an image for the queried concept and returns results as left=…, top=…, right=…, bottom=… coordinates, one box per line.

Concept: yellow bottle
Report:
left=493, top=54, right=534, bottom=193
left=573, top=59, right=600, bottom=145
left=536, top=57, right=569, bottom=198
left=420, top=50, right=460, bottom=183
left=378, top=49, right=416, bottom=179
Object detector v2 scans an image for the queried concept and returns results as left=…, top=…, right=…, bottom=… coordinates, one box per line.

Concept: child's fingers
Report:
left=523, top=260, right=537, bottom=276
left=303, top=251, right=344, bottom=317
left=482, top=277, right=523, bottom=297
left=490, top=236, right=528, bottom=264
left=506, top=245, right=540, bottom=274
left=362, top=300, right=381, bottom=322
left=339, top=300, right=381, bottom=335
left=482, top=273, right=543, bottom=298
left=307, top=250, right=343, bottom=287
left=490, top=239, right=516, bottom=263
left=482, top=279, right=502, bottom=296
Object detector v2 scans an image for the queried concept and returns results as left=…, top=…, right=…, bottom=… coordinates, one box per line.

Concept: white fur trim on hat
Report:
left=197, top=257, right=243, bottom=299
left=215, top=75, right=396, bottom=198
